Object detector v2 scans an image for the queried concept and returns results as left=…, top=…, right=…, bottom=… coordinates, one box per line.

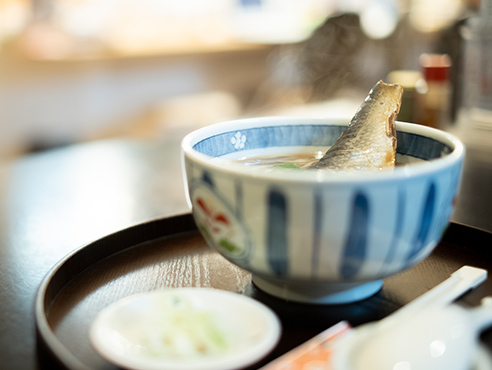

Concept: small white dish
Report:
left=89, top=288, right=281, bottom=370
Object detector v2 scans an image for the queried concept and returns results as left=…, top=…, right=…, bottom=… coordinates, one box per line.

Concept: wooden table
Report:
left=0, top=124, right=491, bottom=369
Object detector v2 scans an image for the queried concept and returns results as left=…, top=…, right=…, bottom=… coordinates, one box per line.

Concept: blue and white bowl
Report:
left=181, top=117, right=465, bottom=304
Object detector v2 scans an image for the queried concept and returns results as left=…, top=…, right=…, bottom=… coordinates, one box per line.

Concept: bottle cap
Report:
left=420, top=54, right=451, bottom=82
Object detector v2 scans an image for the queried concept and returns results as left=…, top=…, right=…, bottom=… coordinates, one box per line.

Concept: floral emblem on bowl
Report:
left=190, top=179, right=251, bottom=260
left=231, top=131, right=246, bottom=150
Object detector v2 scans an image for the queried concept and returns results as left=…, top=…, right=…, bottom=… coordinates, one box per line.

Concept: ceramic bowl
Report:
left=181, top=117, right=465, bottom=304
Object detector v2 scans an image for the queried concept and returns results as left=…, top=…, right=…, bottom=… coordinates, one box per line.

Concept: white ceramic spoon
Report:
left=333, top=266, right=490, bottom=370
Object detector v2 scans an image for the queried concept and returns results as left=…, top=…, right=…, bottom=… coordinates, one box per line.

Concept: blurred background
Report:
left=0, top=0, right=490, bottom=161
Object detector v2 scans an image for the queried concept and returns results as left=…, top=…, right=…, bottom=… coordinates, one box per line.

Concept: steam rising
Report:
left=247, top=9, right=423, bottom=114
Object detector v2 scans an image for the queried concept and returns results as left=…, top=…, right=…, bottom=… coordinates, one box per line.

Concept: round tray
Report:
left=35, top=213, right=492, bottom=369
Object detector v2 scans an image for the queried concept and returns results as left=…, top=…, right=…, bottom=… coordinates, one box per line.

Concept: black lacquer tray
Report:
left=35, top=213, right=492, bottom=369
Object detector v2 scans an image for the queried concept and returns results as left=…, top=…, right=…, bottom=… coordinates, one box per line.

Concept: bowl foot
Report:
left=252, top=275, right=383, bottom=304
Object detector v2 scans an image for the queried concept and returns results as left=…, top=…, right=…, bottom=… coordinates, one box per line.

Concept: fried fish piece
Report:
left=310, top=80, right=403, bottom=171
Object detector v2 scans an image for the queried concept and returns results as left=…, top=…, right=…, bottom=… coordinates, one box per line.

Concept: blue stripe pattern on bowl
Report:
left=188, top=123, right=461, bottom=282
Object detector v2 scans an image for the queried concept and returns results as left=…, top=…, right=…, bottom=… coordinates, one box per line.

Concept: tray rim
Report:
left=34, top=213, right=492, bottom=370
left=35, top=212, right=197, bottom=370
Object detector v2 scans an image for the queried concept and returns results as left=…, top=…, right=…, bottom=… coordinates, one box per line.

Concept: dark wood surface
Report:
left=1, top=124, right=492, bottom=370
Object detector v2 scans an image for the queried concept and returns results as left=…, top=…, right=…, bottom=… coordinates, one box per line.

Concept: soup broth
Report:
left=234, top=151, right=407, bottom=170
left=235, top=151, right=324, bottom=170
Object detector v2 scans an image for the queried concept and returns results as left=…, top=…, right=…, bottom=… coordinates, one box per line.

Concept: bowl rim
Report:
left=181, top=116, right=465, bottom=184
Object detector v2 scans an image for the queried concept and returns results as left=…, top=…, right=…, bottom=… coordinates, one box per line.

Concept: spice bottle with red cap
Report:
left=418, top=54, right=452, bottom=129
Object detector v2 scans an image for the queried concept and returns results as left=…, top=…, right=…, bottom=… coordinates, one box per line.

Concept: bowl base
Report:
left=252, top=275, right=383, bottom=304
